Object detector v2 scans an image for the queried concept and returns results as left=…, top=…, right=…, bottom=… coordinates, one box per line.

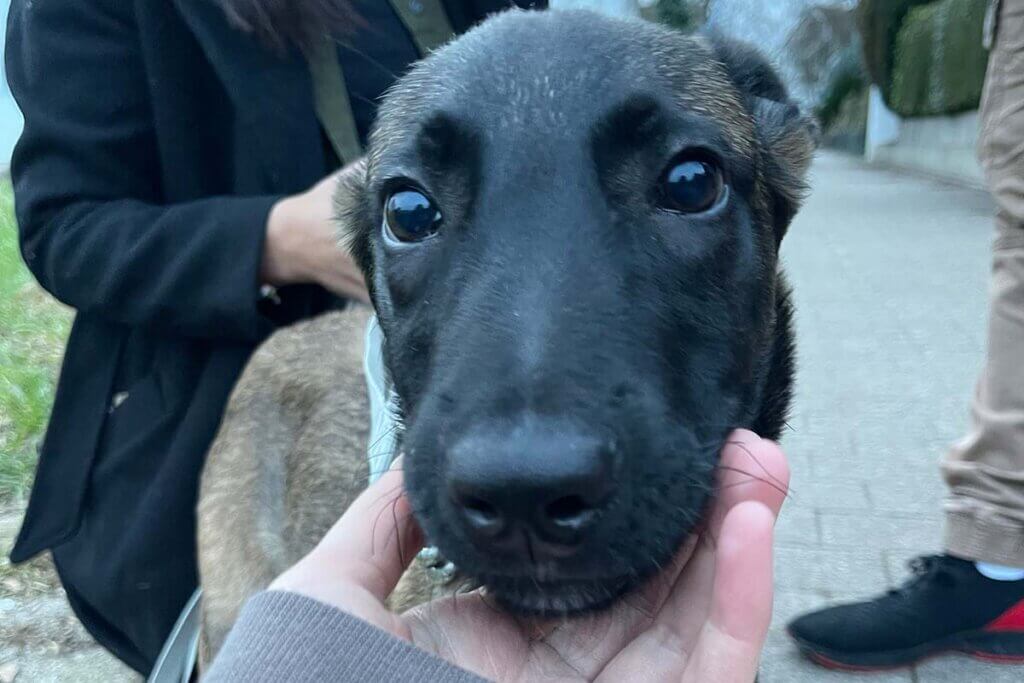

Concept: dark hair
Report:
left=219, top=0, right=362, bottom=52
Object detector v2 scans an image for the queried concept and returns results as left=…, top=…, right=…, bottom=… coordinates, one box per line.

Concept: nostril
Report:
left=544, top=495, right=597, bottom=530
left=454, top=492, right=507, bottom=538
left=463, top=496, right=500, bottom=525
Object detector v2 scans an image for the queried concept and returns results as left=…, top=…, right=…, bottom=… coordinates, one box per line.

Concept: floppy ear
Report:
left=706, top=33, right=820, bottom=242
left=333, top=158, right=375, bottom=295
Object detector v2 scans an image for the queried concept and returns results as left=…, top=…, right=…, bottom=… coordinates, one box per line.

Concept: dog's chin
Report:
left=477, top=573, right=637, bottom=617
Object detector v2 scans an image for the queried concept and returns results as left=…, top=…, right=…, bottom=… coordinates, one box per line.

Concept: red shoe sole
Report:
left=802, top=647, right=1024, bottom=672
left=789, top=628, right=1024, bottom=672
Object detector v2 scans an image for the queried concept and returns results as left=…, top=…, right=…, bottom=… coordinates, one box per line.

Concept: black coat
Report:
left=6, top=0, right=542, bottom=673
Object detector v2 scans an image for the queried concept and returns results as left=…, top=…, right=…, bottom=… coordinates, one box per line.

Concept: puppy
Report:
left=199, top=7, right=816, bottom=663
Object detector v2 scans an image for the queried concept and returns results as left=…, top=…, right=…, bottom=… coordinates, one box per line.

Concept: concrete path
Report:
left=764, top=151, right=1020, bottom=681
left=0, top=511, right=137, bottom=682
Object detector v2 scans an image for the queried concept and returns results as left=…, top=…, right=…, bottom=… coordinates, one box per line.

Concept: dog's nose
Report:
left=447, top=423, right=616, bottom=557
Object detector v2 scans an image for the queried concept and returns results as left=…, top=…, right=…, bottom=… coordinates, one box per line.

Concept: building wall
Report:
left=868, top=101, right=984, bottom=188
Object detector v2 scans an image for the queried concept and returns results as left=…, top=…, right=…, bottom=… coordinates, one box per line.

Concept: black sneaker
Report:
left=787, top=554, right=1024, bottom=670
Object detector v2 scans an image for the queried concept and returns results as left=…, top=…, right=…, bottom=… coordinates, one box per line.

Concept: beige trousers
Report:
left=942, top=0, right=1024, bottom=566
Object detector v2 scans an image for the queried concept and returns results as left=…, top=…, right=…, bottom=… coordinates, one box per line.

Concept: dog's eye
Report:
left=658, top=153, right=724, bottom=214
left=384, top=188, right=442, bottom=243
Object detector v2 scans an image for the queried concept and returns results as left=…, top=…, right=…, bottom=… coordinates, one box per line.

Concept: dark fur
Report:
left=335, top=9, right=817, bottom=615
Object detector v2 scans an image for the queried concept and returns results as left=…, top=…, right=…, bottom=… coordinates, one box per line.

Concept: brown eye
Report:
left=658, top=154, right=724, bottom=214
left=384, top=188, right=442, bottom=242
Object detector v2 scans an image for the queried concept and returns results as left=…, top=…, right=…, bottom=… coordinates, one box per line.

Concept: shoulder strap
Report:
left=305, top=2, right=456, bottom=164
left=305, top=35, right=364, bottom=165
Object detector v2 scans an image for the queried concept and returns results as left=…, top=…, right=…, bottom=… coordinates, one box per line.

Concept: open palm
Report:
left=272, top=429, right=789, bottom=682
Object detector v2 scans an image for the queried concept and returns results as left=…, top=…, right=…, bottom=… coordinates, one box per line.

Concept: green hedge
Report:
left=823, top=86, right=869, bottom=154
left=889, top=0, right=988, bottom=117
left=817, top=47, right=867, bottom=130
left=857, top=0, right=936, bottom=106
left=641, top=0, right=706, bottom=32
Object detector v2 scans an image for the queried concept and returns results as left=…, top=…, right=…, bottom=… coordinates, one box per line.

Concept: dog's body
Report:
left=197, top=305, right=448, bottom=661
left=199, top=7, right=816, bottom=664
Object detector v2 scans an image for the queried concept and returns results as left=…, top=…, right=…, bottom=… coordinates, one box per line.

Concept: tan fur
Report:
left=196, top=305, right=444, bottom=665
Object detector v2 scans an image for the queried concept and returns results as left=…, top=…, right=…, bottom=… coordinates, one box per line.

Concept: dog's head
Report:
left=340, top=9, right=816, bottom=615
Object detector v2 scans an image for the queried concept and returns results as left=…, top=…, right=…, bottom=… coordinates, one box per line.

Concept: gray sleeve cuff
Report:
left=204, top=590, right=491, bottom=683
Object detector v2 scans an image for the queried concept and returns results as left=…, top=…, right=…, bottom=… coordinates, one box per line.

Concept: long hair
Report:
left=219, top=0, right=362, bottom=52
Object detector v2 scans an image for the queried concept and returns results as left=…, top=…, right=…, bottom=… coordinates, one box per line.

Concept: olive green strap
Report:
left=305, top=35, right=364, bottom=164
left=306, top=2, right=456, bottom=164
left=388, top=0, right=456, bottom=55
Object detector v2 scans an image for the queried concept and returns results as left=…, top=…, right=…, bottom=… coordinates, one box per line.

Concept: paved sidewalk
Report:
left=763, top=151, right=1020, bottom=681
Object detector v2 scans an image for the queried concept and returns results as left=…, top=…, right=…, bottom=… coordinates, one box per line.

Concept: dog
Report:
left=198, top=7, right=817, bottom=665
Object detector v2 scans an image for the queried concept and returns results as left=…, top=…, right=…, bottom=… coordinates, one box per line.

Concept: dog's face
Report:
left=342, top=10, right=816, bottom=615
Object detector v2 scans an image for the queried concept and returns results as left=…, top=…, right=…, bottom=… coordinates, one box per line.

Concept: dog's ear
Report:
left=706, top=33, right=819, bottom=242
left=333, top=158, right=375, bottom=296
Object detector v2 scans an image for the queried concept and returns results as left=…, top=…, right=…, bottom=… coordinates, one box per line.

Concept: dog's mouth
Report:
left=417, top=544, right=643, bottom=615
left=480, top=573, right=636, bottom=616
left=417, top=541, right=656, bottom=616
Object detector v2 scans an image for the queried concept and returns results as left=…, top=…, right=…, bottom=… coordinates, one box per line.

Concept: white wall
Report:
left=869, top=109, right=984, bottom=187
left=865, top=86, right=900, bottom=159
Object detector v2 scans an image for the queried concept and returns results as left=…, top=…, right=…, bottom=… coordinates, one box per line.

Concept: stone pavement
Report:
left=763, top=151, right=1021, bottom=682
left=0, top=510, right=137, bottom=682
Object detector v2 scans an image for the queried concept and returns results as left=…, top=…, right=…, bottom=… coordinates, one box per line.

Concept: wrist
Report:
left=263, top=196, right=303, bottom=286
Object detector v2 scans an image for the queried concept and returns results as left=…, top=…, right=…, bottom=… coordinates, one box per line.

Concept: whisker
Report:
left=330, top=38, right=406, bottom=81
left=370, top=490, right=404, bottom=554
left=364, top=450, right=403, bottom=473
left=715, top=465, right=793, bottom=500
left=722, top=439, right=789, bottom=489
left=366, top=422, right=402, bottom=456
left=390, top=495, right=406, bottom=567
left=379, top=507, right=417, bottom=560
left=365, top=482, right=405, bottom=509
left=349, top=91, right=385, bottom=111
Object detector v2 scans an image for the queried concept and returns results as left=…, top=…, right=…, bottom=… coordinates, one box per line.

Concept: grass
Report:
left=0, top=180, right=72, bottom=503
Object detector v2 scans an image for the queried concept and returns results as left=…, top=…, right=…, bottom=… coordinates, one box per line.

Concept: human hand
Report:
left=271, top=429, right=789, bottom=682
left=262, top=160, right=370, bottom=304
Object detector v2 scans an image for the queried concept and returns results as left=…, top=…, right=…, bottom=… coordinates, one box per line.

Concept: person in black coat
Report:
left=5, top=0, right=543, bottom=674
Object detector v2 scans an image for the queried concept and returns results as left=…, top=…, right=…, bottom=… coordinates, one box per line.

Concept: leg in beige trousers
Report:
left=785, top=3, right=1024, bottom=667
left=943, top=0, right=1024, bottom=567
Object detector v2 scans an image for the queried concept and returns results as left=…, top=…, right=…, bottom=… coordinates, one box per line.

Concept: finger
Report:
left=710, top=501, right=775, bottom=641
left=643, top=433, right=787, bottom=640
left=304, top=458, right=425, bottom=602
left=685, top=501, right=774, bottom=683
left=709, top=430, right=789, bottom=536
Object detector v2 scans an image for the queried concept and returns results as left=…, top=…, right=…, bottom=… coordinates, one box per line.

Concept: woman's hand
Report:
left=271, top=429, right=789, bottom=682
left=262, top=161, right=370, bottom=304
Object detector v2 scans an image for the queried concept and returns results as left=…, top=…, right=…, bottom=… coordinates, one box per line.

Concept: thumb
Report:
left=279, top=458, right=425, bottom=603
left=685, top=501, right=775, bottom=683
